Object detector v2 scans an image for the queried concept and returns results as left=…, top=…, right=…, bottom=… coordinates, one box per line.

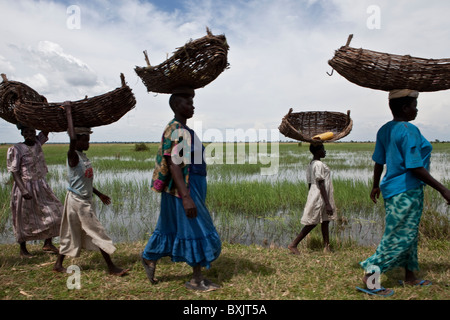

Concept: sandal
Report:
left=185, top=279, right=220, bottom=292
left=398, top=279, right=432, bottom=286
left=141, top=255, right=158, bottom=284
left=356, top=286, right=394, bottom=297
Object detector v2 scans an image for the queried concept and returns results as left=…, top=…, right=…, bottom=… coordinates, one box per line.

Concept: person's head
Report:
left=169, top=87, right=195, bottom=120
left=310, top=142, right=326, bottom=158
left=17, top=123, right=36, bottom=144
left=74, top=127, right=92, bottom=151
left=388, top=89, right=419, bottom=121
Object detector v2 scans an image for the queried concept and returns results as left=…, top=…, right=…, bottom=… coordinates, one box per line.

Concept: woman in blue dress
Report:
left=141, top=87, right=221, bottom=291
left=358, top=89, right=450, bottom=297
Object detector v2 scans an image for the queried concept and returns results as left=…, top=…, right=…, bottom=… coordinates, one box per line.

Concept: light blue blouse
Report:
left=67, top=151, right=94, bottom=199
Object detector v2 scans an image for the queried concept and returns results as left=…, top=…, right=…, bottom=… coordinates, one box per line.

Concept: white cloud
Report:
left=1, top=0, right=450, bottom=143
left=0, top=55, right=15, bottom=74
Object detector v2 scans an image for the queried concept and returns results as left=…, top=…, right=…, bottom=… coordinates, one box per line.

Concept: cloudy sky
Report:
left=1, top=0, right=450, bottom=143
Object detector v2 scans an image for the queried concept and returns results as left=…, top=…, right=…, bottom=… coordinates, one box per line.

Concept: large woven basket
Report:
left=328, top=35, right=450, bottom=92
left=135, top=28, right=229, bottom=94
left=0, top=74, right=47, bottom=125
left=14, top=73, right=136, bottom=132
left=279, top=108, right=353, bottom=143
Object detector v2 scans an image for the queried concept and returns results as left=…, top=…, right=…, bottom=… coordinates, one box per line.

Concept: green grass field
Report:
left=0, top=142, right=449, bottom=301
left=0, top=239, right=449, bottom=300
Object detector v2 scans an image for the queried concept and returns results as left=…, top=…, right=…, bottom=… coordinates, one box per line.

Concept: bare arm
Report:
left=11, top=172, right=32, bottom=200
left=165, top=155, right=197, bottom=218
left=370, top=163, right=384, bottom=204
left=64, top=102, right=79, bottom=168
left=411, top=167, right=450, bottom=204
left=93, top=187, right=111, bottom=205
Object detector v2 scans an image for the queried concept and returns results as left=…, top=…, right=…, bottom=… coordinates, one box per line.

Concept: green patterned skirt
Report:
left=360, top=186, right=424, bottom=274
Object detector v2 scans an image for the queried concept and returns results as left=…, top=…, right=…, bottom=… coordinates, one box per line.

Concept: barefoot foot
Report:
left=109, top=267, right=129, bottom=277
left=43, top=244, right=59, bottom=254
left=53, top=265, right=67, bottom=273
left=288, top=245, right=300, bottom=255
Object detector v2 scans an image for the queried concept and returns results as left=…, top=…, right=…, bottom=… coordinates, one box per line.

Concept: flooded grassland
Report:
left=0, top=142, right=448, bottom=248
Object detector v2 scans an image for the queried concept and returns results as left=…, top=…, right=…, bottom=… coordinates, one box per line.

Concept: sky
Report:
left=1, top=0, right=450, bottom=143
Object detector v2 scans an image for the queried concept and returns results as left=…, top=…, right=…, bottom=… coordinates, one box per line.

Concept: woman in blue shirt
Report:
left=358, top=90, right=450, bottom=297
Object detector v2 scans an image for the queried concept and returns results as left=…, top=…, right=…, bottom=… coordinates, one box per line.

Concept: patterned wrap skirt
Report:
left=142, top=173, right=221, bottom=268
left=360, top=186, right=424, bottom=274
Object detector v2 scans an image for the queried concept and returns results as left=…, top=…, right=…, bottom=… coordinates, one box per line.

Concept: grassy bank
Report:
left=1, top=240, right=449, bottom=300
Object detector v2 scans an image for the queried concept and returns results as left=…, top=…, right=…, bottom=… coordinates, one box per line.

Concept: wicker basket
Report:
left=135, top=28, right=229, bottom=94
left=279, top=108, right=353, bottom=143
left=14, top=74, right=136, bottom=132
left=0, top=74, right=47, bottom=125
left=328, top=35, right=450, bottom=92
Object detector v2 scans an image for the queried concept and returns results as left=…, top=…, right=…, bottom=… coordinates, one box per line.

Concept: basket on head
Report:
left=279, top=108, right=353, bottom=143
left=14, top=73, right=136, bottom=132
left=135, top=27, right=229, bottom=94
left=328, top=34, right=450, bottom=92
left=0, top=74, right=47, bottom=125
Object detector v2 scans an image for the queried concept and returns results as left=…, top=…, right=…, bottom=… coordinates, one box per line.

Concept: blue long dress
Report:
left=142, top=125, right=221, bottom=268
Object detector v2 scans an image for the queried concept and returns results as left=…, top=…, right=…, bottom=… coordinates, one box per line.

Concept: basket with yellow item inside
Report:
left=279, top=108, right=353, bottom=143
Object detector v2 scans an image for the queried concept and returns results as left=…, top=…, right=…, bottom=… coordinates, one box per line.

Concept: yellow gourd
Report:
left=312, top=132, right=334, bottom=141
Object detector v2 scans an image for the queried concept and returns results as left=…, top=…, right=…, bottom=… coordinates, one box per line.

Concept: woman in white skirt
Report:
left=288, top=143, right=336, bottom=254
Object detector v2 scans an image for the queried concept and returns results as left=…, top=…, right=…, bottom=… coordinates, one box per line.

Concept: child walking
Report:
left=288, top=143, right=336, bottom=254
left=53, top=102, right=128, bottom=276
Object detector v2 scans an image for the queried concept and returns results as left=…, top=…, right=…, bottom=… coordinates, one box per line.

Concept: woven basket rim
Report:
left=328, top=34, right=450, bottom=92
left=13, top=73, right=136, bottom=132
left=278, top=108, right=353, bottom=143
left=135, top=27, right=229, bottom=94
left=0, top=75, right=47, bottom=124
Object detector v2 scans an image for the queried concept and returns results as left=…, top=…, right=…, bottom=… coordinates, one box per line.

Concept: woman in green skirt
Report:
left=358, top=89, right=450, bottom=297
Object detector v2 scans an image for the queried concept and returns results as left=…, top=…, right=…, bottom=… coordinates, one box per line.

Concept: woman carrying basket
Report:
left=7, top=124, right=62, bottom=257
left=53, top=102, right=128, bottom=276
left=358, top=90, right=450, bottom=297
left=141, top=87, right=221, bottom=292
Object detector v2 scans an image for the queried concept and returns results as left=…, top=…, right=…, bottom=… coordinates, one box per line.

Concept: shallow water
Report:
left=0, top=152, right=448, bottom=247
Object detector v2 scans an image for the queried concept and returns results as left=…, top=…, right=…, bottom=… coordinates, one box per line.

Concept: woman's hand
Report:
left=441, top=188, right=450, bottom=205
left=325, top=203, right=334, bottom=216
left=98, top=193, right=111, bottom=205
left=182, top=195, right=197, bottom=219
left=22, top=191, right=32, bottom=200
left=93, top=188, right=111, bottom=205
left=370, top=187, right=381, bottom=204
left=12, top=172, right=32, bottom=200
